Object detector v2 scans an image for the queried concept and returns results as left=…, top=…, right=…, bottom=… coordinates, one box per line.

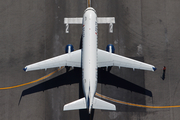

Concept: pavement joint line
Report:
left=0, top=67, right=65, bottom=90
left=95, top=92, right=180, bottom=109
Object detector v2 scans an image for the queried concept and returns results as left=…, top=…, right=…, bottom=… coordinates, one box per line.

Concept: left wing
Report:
left=23, top=49, right=81, bottom=72
left=98, top=49, right=156, bottom=71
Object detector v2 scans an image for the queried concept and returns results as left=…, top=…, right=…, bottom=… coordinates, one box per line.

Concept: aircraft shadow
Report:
left=19, top=67, right=152, bottom=119
left=98, top=68, right=152, bottom=97
left=19, top=68, right=82, bottom=104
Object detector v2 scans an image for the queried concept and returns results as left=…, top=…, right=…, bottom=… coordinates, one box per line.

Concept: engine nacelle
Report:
left=106, top=44, right=115, bottom=53
left=65, top=44, right=74, bottom=53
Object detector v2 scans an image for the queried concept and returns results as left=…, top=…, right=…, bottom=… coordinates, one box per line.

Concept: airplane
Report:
left=23, top=7, right=156, bottom=114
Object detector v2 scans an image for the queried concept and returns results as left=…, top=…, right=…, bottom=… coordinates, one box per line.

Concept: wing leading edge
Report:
left=24, top=49, right=81, bottom=72
left=97, top=49, right=156, bottom=71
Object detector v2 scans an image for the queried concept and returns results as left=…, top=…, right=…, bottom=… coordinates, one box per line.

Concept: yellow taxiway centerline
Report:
left=95, top=92, right=180, bottom=109
left=0, top=67, right=64, bottom=90
left=88, top=0, right=91, bottom=7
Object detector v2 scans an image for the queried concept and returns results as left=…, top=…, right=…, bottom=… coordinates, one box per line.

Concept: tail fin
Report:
left=63, top=97, right=86, bottom=111
left=93, top=97, right=116, bottom=110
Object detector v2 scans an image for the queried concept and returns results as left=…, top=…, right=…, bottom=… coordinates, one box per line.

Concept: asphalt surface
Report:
left=1, top=0, right=180, bottom=120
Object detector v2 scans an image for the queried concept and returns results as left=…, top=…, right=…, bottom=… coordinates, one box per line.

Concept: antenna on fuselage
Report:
left=87, top=0, right=91, bottom=7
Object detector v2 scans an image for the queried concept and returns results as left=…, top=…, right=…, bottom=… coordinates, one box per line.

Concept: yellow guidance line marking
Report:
left=88, top=0, right=91, bottom=7
left=0, top=67, right=64, bottom=90
left=95, top=92, right=180, bottom=109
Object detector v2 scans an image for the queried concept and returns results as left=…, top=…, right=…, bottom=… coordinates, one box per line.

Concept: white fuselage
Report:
left=82, top=7, right=98, bottom=112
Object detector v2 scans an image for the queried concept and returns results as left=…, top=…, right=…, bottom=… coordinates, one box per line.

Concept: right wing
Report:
left=24, top=49, right=81, bottom=72
left=98, top=49, right=156, bottom=71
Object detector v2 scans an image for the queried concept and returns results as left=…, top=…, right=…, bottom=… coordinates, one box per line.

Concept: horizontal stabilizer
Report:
left=63, top=97, right=86, bottom=111
left=93, top=97, right=116, bottom=111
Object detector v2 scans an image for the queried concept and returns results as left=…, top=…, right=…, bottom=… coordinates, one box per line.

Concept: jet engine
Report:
left=106, top=44, right=115, bottom=53
left=65, top=44, right=74, bottom=53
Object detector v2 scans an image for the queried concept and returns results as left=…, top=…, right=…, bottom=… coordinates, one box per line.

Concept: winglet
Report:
left=23, top=67, right=27, bottom=72
left=152, top=67, right=157, bottom=71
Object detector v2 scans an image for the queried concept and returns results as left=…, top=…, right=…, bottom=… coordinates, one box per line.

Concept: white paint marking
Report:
left=64, top=17, right=115, bottom=33
left=66, top=24, right=69, bottom=33
left=114, top=39, right=118, bottom=44
left=97, top=17, right=115, bottom=24
left=64, top=17, right=115, bottom=24
left=137, top=44, right=143, bottom=56
left=109, top=23, right=113, bottom=33
left=64, top=18, right=82, bottom=24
